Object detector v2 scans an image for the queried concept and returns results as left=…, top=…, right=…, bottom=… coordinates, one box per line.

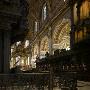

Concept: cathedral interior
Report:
left=0, top=0, right=90, bottom=90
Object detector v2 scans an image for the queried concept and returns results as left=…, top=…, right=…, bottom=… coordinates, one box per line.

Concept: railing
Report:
left=0, top=73, right=50, bottom=90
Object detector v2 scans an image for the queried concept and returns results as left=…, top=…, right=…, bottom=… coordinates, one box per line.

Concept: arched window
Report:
left=35, top=21, right=38, bottom=32
left=42, top=3, right=47, bottom=21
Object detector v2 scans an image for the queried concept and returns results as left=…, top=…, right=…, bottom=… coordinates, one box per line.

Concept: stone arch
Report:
left=53, top=19, right=71, bottom=50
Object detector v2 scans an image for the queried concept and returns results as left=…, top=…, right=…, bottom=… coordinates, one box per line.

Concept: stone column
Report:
left=0, top=32, right=3, bottom=73
left=48, top=27, right=53, bottom=55
left=0, top=30, right=11, bottom=73
left=3, top=31, right=11, bottom=73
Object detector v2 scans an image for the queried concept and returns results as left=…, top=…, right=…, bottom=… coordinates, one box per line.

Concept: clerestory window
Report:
left=35, top=21, right=38, bottom=32
left=42, top=3, right=47, bottom=21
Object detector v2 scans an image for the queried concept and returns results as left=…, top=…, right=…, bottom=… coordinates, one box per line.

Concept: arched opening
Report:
left=53, top=19, right=71, bottom=52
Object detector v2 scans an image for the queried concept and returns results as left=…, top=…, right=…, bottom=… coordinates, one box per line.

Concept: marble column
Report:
left=3, top=31, right=11, bottom=73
